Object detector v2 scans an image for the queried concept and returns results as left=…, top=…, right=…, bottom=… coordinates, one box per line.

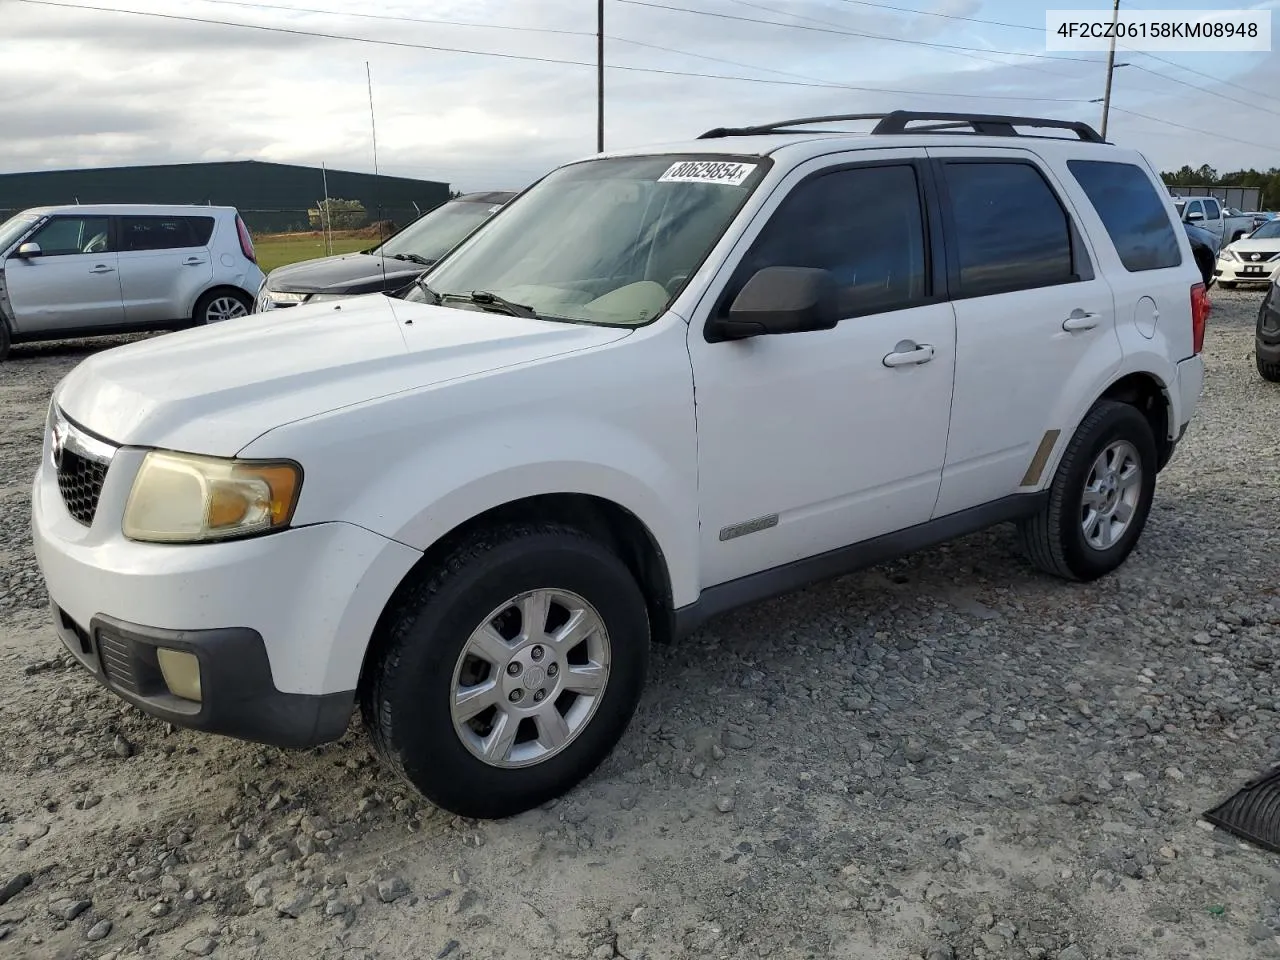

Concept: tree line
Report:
left=1161, top=164, right=1280, bottom=209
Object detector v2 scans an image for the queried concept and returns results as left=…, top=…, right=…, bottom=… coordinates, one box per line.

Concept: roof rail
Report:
left=697, top=110, right=1106, bottom=144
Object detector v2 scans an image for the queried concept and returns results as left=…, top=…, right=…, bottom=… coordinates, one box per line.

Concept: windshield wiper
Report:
left=439, top=290, right=541, bottom=320
left=412, top=277, right=442, bottom=304
left=390, top=253, right=433, bottom=265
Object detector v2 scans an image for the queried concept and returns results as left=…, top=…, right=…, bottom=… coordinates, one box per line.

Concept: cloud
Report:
left=0, top=0, right=1277, bottom=194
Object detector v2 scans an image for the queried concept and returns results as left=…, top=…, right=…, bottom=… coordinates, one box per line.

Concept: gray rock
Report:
left=274, top=891, right=313, bottom=918
left=49, top=898, right=92, bottom=921
left=184, top=936, right=218, bottom=956
left=723, top=731, right=754, bottom=750
left=86, top=918, right=112, bottom=941
left=925, top=943, right=954, bottom=960
left=715, top=797, right=735, bottom=813
left=111, top=734, right=134, bottom=758
left=377, top=877, right=409, bottom=903
left=1059, top=946, right=1087, bottom=960
left=0, top=874, right=32, bottom=906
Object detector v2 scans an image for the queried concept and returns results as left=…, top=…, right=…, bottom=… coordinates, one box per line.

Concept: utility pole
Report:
left=597, top=0, right=605, bottom=152
left=1100, top=0, right=1120, bottom=140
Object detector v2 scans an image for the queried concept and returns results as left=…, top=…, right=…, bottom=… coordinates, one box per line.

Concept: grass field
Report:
left=252, top=231, right=374, bottom=274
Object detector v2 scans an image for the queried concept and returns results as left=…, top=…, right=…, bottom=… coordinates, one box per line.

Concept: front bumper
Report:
left=32, top=436, right=422, bottom=747
left=49, top=607, right=354, bottom=747
left=1214, top=258, right=1280, bottom=283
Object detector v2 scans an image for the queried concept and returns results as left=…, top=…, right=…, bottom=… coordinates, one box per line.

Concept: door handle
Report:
left=1062, top=309, right=1100, bottom=332
left=182, top=257, right=206, bottom=266
left=89, top=265, right=115, bottom=274
left=882, top=340, right=935, bottom=367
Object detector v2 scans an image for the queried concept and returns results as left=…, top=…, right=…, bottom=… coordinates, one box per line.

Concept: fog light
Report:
left=156, top=649, right=202, bottom=703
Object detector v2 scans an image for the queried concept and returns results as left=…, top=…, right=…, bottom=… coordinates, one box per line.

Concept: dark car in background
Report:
left=1183, top=220, right=1219, bottom=288
left=255, top=190, right=515, bottom=311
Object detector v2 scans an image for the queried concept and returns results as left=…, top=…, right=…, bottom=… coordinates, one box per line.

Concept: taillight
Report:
left=1190, top=282, right=1210, bottom=354
left=235, top=214, right=257, bottom=264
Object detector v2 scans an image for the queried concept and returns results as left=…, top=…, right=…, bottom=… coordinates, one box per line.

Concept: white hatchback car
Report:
left=0, top=203, right=265, bottom=360
left=31, top=111, right=1207, bottom=819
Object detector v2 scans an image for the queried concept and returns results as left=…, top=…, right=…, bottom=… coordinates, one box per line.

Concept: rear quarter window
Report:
left=1067, top=160, right=1183, bottom=272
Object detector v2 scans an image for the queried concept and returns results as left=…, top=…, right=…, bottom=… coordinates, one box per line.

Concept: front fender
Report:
left=237, top=324, right=701, bottom=606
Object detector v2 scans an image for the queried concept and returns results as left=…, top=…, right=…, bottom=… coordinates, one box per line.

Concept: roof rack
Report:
left=696, top=110, right=1106, bottom=144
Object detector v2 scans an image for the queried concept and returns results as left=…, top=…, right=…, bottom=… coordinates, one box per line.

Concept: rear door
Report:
left=4, top=214, right=123, bottom=333
left=116, top=214, right=216, bottom=323
left=926, top=147, right=1121, bottom=517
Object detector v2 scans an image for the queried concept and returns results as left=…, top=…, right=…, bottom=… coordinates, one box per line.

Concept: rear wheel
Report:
left=0, top=319, right=9, bottom=361
left=361, top=522, right=650, bottom=819
left=1018, top=400, right=1157, bottom=582
left=193, top=289, right=251, bottom=325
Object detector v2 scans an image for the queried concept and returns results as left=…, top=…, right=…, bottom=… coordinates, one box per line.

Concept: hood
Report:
left=266, top=252, right=427, bottom=294
left=56, top=294, right=632, bottom=455
left=1226, top=237, right=1280, bottom=257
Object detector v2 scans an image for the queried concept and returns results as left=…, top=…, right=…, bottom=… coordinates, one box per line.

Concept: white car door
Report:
left=687, top=152, right=958, bottom=588
left=4, top=214, right=124, bottom=333
left=925, top=147, right=1122, bottom=517
left=116, top=214, right=215, bottom=324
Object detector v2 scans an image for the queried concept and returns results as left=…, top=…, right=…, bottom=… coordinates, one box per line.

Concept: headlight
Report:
left=123, top=451, right=302, bottom=543
left=1222, top=249, right=1240, bottom=262
left=305, top=293, right=349, bottom=303
left=266, top=291, right=309, bottom=304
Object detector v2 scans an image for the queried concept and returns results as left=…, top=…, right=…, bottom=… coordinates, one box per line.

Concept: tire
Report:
left=193, top=288, right=251, bottom=325
left=360, top=522, right=651, bottom=819
left=1259, top=355, right=1280, bottom=383
left=0, top=318, right=9, bottom=362
left=1018, top=400, right=1157, bottom=582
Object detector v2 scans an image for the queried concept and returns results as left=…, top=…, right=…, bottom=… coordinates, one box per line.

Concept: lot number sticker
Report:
left=659, top=160, right=758, bottom=186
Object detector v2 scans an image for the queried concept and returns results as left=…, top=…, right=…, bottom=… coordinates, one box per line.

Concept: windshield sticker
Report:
left=658, top=160, right=758, bottom=186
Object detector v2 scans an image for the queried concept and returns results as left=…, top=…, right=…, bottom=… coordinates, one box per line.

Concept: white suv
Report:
left=0, top=203, right=265, bottom=360
left=31, top=112, right=1207, bottom=819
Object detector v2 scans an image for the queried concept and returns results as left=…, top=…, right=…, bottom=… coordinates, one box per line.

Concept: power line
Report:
left=726, top=0, right=1087, bottom=82
left=828, top=0, right=1041, bottom=32
left=188, top=0, right=593, bottom=37
left=618, top=0, right=1104, bottom=64
left=1107, top=106, right=1280, bottom=153
left=1128, top=63, right=1280, bottom=120
left=12, top=0, right=1096, bottom=103
left=1127, top=49, right=1280, bottom=107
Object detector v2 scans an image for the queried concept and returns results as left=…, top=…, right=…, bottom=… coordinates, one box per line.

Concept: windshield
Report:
left=1250, top=219, right=1280, bottom=240
left=410, top=154, right=768, bottom=326
left=0, top=212, right=40, bottom=255
left=374, top=200, right=503, bottom=261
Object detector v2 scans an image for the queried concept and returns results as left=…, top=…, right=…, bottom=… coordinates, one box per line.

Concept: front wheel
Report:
left=193, top=289, right=251, bottom=325
left=1018, top=400, right=1157, bottom=582
left=361, top=523, right=650, bottom=819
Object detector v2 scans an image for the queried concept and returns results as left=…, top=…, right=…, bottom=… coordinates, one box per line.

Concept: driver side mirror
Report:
left=710, top=266, right=841, bottom=341
left=1185, top=211, right=1204, bottom=222
left=15, top=241, right=42, bottom=258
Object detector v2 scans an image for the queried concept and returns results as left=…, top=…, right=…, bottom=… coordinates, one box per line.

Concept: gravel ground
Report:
left=1, top=290, right=1278, bottom=960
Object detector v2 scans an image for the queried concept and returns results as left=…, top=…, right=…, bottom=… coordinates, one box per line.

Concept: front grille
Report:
left=57, top=449, right=109, bottom=526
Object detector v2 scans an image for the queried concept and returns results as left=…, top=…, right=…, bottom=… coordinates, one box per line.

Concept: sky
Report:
left=2, top=0, right=1279, bottom=193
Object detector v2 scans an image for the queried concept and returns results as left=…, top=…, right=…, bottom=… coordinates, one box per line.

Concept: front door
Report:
left=5, top=215, right=123, bottom=333
left=687, top=153, right=958, bottom=589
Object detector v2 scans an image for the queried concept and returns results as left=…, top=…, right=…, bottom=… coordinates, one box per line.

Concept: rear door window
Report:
left=1204, top=198, right=1221, bottom=220
left=119, top=216, right=214, bottom=251
left=1066, top=159, right=1182, bottom=272
left=938, top=160, right=1077, bottom=298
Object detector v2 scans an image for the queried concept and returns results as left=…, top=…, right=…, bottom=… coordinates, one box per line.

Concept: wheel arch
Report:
left=1097, top=371, right=1175, bottom=470
left=356, top=492, right=678, bottom=698
left=189, top=283, right=255, bottom=321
